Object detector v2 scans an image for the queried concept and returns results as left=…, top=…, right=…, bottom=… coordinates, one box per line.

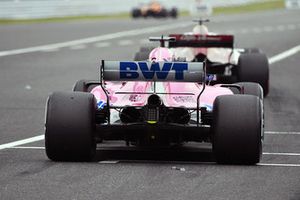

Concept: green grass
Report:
left=213, top=0, right=284, bottom=15
left=0, top=0, right=285, bottom=24
left=0, top=12, right=130, bottom=24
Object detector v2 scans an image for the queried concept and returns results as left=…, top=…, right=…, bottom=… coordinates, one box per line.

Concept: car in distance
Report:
left=135, top=20, right=269, bottom=96
left=131, top=1, right=177, bottom=18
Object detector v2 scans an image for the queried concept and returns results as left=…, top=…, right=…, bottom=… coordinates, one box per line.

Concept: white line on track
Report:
left=0, top=135, right=44, bottom=150
left=41, top=48, right=60, bottom=52
left=99, top=160, right=119, bottom=164
left=97, top=161, right=300, bottom=167
left=234, top=24, right=300, bottom=35
left=102, top=161, right=300, bottom=167
left=69, top=44, right=87, bottom=50
left=276, top=25, right=286, bottom=31
left=263, top=26, right=274, bottom=32
left=268, top=44, right=300, bottom=64
left=0, top=22, right=193, bottom=57
left=101, top=162, right=300, bottom=167
left=265, top=131, right=300, bottom=135
left=258, top=163, right=300, bottom=167
left=9, top=146, right=45, bottom=150
left=240, top=28, right=249, bottom=34
left=263, top=152, right=300, bottom=156
left=287, top=24, right=296, bottom=30
left=118, top=40, right=133, bottom=46
left=252, top=28, right=262, bottom=33
left=94, top=42, right=110, bottom=48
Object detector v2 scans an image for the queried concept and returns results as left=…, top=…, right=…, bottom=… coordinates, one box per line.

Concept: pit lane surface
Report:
left=0, top=9, right=300, bottom=200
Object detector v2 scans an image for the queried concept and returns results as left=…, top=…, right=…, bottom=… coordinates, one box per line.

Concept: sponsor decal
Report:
left=178, top=35, right=222, bottom=41
left=129, top=94, right=142, bottom=102
left=119, top=61, right=188, bottom=80
left=173, top=96, right=194, bottom=103
left=206, top=74, right=216, bottom=81
left=97, top=100, right=106, bottom=110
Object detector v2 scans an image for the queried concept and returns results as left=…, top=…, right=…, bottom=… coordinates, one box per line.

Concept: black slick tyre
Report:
left=45, top=91, right=96, bottom=161
left=243, top=48, right=262, bottom=54
left=233, top=82, right=264, bottom=100
left=73, top=79, right=88, bottom=92
left=170, top=8, right=178, bottom=18
left=132, top=9, right=141, bottom=18
left=212, top=95, right=263, bottom=164
left=160, top=9, right=168, bottom=17
left=236, top=52, right=269, bottom=96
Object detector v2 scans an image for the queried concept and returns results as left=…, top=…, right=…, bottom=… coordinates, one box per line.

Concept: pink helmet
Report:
left=149, top=47, right=174, bottom=62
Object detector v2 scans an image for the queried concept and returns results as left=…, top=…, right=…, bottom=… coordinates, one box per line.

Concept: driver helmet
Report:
left=193, top=24, right=209, bottom=35
left=149, top=47, right=174, bottom=62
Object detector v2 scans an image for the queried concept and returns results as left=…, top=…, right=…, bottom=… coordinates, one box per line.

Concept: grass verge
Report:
left=213, top=0, right=284, bottom=15
left=0, top=13, right=130, bottom=24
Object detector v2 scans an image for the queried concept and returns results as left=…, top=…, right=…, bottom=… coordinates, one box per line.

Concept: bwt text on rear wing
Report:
left=101, top=61, right=205, bottom=82
left=99, top=60, right=206, bottom=125
left=168, top=34, right=234, bottom=48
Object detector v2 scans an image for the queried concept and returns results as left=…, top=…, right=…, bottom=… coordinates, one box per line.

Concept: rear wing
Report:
left=101, top=60, right=204, bottom=83
left=168, top=34, right=234, bottom=48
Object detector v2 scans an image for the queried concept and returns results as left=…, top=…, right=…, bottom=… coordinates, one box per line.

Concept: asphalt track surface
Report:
left=0, top=9, right=300, bottom=200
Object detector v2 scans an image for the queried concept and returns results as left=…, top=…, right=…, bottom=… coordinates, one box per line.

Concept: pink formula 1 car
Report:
left=45, top=37, right=264, bottom=164
left=134, top=20, right=269, bottom=96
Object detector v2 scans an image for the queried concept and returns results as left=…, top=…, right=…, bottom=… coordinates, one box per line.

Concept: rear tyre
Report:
left=243, top=48, right=262, bottom=54
left=132, top=9, right=141, bottom=18
left=170, top=8, right=178, bottom=18
left=236, top=52, right=269, bottom=96
left=212, top=95, right=263, bottom=164
left=160, top=9, right=168, bottom=17
left=73, top=79, right=88, bottom=92
left=134, top=51, right=149, bottom=61
left=45, top=91, right=96, bottom=161
left=232, top=82, right=263, bottom=100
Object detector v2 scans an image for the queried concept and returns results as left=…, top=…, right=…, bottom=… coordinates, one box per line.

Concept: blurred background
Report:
left=0, top=0, right=296, bottom=20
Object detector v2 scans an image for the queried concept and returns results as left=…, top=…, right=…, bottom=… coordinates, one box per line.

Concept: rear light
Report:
left=146, top=94, right=161, bottom=124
